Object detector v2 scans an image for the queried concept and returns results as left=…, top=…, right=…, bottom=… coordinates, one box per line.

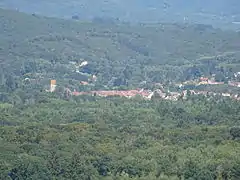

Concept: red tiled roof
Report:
left=71, top=89, right=240, bottom=101
left=72, top=91, right=89, bottom=96
left=80, top=81, right=89, bottom=85
left=72, top=89, right=152, bottom=98
left=200, top=77, right=209, bottom=81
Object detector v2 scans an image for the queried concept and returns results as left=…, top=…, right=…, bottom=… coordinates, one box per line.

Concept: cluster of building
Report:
left=47, top=77, right=240, bottom=101
left=198, top=77, right=225, bottom=85
left=181, top=76, right=240, bottom=87
left=199, top=77, right=240, bottom=87
left=70, top=88, right=240, bottom=101
left=182, top=90, right=240, bottom=100
left=71, top=89, right=154, bottom=99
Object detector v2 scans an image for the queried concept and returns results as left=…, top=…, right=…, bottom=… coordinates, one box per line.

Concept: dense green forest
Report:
left=0, top=8, right=240, bottom=180
left=1, top=93, right=240, bottom=180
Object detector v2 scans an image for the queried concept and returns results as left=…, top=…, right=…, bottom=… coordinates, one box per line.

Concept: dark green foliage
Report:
left=0, top=93, right=240, bottom=179
left=230, top=127, right=240, bottom=139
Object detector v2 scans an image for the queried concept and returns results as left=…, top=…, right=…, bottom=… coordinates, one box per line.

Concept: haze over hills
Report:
left=1, top=0, right=240, bottom=29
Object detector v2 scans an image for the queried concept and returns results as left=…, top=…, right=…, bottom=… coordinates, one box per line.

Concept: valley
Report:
left=0, top=6, right=240, bottom=180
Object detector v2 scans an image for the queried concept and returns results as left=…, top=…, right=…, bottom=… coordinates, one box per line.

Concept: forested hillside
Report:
left=1, top=8, right=240, bottom=94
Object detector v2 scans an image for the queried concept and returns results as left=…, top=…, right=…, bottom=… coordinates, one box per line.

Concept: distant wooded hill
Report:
left=1, top=0, right=240, bottom=29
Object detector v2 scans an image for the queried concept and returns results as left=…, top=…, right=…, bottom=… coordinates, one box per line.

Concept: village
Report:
left=70, top=87, right=240, bottom=101
left=48, top=75, right=240, bottom=101
left=45, top=60, right=240, bottom=101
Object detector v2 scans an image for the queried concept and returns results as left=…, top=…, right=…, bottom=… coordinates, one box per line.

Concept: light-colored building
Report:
left=50, top=80, right=57, bottom=92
